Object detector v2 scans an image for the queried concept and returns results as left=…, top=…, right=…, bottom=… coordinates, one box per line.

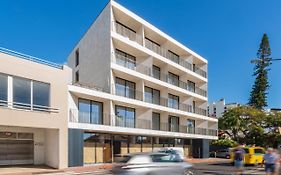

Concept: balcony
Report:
left=112, top=86, right=207, bottom=116
left=113, top=53, right=207, bottom=97
left=69, top=109, right=217, bottom=136
left=69, top=109, right=111, bottom=125
left=111, top=22, right=207, bottom=78
left=0, top=100, right=59, bottom=113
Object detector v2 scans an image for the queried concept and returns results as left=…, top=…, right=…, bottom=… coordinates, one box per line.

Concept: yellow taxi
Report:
left=230, top=146, right=265, bottom=165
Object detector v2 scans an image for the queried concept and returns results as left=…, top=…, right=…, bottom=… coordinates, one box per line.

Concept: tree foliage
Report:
left=219, top=106, right=281, bottom=148
left=249, top=33, right=271, bottom=109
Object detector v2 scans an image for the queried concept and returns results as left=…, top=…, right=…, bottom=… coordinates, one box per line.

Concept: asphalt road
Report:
left=45, top=161, right=268, bottom=175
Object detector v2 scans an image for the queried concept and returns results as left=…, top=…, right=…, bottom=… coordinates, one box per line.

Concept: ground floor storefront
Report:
left=68, top=129, right=210, bottom=167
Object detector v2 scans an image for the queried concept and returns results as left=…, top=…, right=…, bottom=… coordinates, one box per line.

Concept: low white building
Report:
left=208, top=99, right=240, bottom=118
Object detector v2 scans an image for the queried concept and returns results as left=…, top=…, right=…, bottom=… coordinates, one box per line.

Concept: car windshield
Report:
left=117, top=155, right=132, bottom=163
left=151, top=154, right=182, bottom=163
left=254, top=149, right=265, bottom=154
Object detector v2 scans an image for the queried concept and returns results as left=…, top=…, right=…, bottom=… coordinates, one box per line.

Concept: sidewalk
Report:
left=186, top=158, right=230, bottom=164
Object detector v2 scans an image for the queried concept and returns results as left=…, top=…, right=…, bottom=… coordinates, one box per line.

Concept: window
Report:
left=115, top=105, right=135, bottom=128
left=254, top=149, right=265, bottom=154
left=151, top=154, right=182, bottom=163
left=187, top=119, right=195, bottom=134
left=152, top=65, right=160, bottom=79
left=115, top=49, right=136, bottom=69
left=193, top=101, right=196, bottom=112
left=168, top=72, right=179, bottom=87
left=187, top=80, right=195, bottom=92
left=144, top=86, right=160, bottom=105
left=169, top=116, right=179, bottom=132
left=13, top=77, right=31, bottom=109
left=168, top=94, right=179, bottom=109
left=78, top=99, right=103, bottom=124
left=75, top=71, right=79, bottom=82
left=145, top=37, right=161, bottom=54
left=0, top=74, right=8, bottom=105
left=168, top=50, right=179, bottom=64
left=75, top=49, right=79, bottom=67
left=33, top=81, right=50, bottom=110
left=152, top=112, right=160, bottom=130
left=115, top=77, right=135, bottom=99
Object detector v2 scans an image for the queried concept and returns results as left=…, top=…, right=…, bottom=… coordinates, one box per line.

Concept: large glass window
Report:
left=168, top=50, right=179, bottom=64
left=0, top=74, right=8, bottom=105
left=168, top=72, right=179, bottom=87
left=33, top=81, right=50, bottom=110
left=115, top=49, right=136, bottom=70
left=169, top=116, right=179, bottom=132
left=187, top=119, right=195, bottom=134
left=115, top=105, right=135, bottom=128
left=152, top=65, right=160, bottom=80
left=168, top=94, right=179, bottom=109
left=115, top=77, right=135, bottom=99
left=187, top=80, right=195, bottom=93
left=78, top=99, right=103, bottom=124
left=13, top=77, right=31, bottom=109
left=152, top=112, right=160, bottom=130
left=144, top=86, right=160, bottom=105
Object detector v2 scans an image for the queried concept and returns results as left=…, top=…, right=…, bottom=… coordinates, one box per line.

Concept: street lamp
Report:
left=251, top=58, right=281, bottom=64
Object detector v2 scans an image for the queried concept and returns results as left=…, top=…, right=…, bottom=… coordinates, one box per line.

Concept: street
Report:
left=43, top=161, right=267, bottom=175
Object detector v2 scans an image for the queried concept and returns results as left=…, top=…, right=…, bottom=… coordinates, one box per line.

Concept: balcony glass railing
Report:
left=0, top=100, right=58, bottom=113
left=69, top=109, right=217, bottom=136
left=113, top=53, right=207, bottom=97
left=112, top=21, right=207, bottom=78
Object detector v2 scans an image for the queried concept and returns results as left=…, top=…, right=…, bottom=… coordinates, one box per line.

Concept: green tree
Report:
left=219, top=106, right=265, bottom=143
left=249, top=33, right=271, bottom=109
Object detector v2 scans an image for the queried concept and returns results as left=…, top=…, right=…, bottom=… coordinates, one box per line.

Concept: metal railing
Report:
left=113, top=22, right=143, bottom=45
left=113, top=53, right=207, bottom=97
left=72, top=81, right=109, bottom=93
left=0, top=47, right=63, bottom=69
left=0, top=100, right=59, bottom=113
left=144, top=38, right=207, bottom=78
left=69, top=109, right=110, bottom=125
left=112, top=21, right=207, bottom=79
left=69, top=109, right=217, bottom=136
left=112, top=85, right=207, bottom=116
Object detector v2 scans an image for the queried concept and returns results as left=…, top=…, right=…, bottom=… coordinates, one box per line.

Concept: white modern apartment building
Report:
left=208, top=98, right=240, bottom=118
left=67, top=0, right=218, bottom=166
left=0, top=48, right=71, bottom=168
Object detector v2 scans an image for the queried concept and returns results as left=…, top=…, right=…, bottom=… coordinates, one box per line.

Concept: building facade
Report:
left=208, top=98, right=240, bottom=118
left=0, top=48, right=71, bottom=168
left=0, top=0, right=218, bottom=169
left=67, top=1, right=217, bottom=166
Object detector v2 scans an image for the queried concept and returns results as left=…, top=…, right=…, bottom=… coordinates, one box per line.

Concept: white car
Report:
left=111, top=152, right=193, bottom=175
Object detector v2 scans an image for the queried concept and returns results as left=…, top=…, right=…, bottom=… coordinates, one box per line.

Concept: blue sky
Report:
left=1, top=0, right=281, bottom=108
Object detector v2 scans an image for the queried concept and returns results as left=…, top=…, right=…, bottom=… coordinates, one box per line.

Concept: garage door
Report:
left=0, top=140, right=34, bottom=165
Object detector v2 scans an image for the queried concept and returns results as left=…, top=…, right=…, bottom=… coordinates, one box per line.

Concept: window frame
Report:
left=168, top=93, right=179, bottom=109
left=168, top=72, right=179, bottom=87
left=78, top=98, right=104, bottom=124
left=115, top=77, right=136, bottom=99
left=152, top=65, right=161, bottom=80
left=144, top=86, right=160, bottom=105
left=0, top=74, right=8, bottom=105
left=115, top=105, right=135, bottom=128
left=75, top=49, right=79, bottom=67
left=32, top=80, right=51, bottom=110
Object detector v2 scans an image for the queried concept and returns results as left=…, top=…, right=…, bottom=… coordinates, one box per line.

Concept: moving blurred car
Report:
left=111, top=152, right=193, bottom=175
left=158, top=147, right=185, bottom=160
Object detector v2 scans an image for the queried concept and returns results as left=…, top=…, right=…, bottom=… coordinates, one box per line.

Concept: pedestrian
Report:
left=234, top=146, right=245, bottom=175
left=263, top=148, right=278, bottom=175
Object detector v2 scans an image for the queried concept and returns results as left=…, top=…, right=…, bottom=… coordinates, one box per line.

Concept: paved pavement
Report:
left=0, top=159, right=270, bottom=175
